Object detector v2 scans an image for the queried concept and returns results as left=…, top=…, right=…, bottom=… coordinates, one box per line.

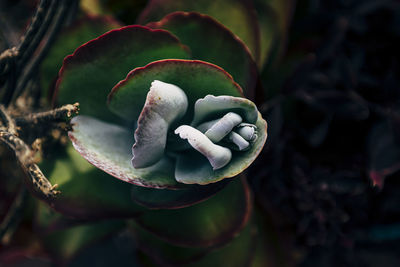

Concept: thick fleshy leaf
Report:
left=203, top=112, right=243, bottom=142
left=68, top=230, right=140, bottom=267
left=254, top=0, right=296, bottom=67
left=191, top=95, right=259, bottom=126
left=39, top=213, right=125, bottom=262
left=108, top=59, right=243, bottom=124
left=68, top=115, right=184, bottom=189
left=250, top=210, right=293, bottom=267
left=175, top=113, right=267, bottom=185
left=131, top=222, right=207, bottom=265
left=138, top=0, right=261, bottom=63
left=132, top=219, right=255, bottom=266
left=133, top=177, right=252, bottom=247
left=38, top=143, right=145, bottom=219
left=132, top=80, right=188, bottom=168
left=186, top=221, right=256, bottom=267
left=147, top=11, right=258, bottom=98
left=54, top=25, right=190, bottom=122
left=131, top=180, right=228, bottom=209
left=175, top=125, right=232, bottom=170
left=40, top=15, right=121, bottom=98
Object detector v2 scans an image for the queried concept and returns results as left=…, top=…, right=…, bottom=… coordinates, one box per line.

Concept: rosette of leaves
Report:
left=37, top=9, right=269, bottom=266
left=45, top=11, right=267, bottom=205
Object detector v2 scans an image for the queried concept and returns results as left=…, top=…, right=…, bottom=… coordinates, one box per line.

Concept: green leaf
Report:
left=68, top=115, right=184, bottom=189
left=254, top=0, right=296, bottom=67
left=132, top=219, right=255, bottom=266
left=108, top=59, right=243, bottom=124
left=147, top=12, right=258, bottom=98
left=41, top=217, right=125, bottom=261
left=39, top=143, right=145, bottom=219
left=131, top=180, right=228, bottom=209
left=185, top=221, right=256, bottom=267
left=132, top=177, right=252, bottom=247
left=68, top=231, right=140, bottom=267
left=36, top=201, right=125, bottom=262
left=138, top=0, right=261, bottom=64
left=131, top=222, right=207, bottom=265
left=175, top=113, right=268, bottom=184
left=54, top=25, right=190, bottom=122
left=40, top=15, right=121, bottom=99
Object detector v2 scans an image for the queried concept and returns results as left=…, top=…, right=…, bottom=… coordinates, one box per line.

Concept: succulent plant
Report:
left=54, top=21, right=267, bottom=189
left=37, top=6, right=271, bottom=267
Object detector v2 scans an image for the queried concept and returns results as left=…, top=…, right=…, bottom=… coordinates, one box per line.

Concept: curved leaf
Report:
left=175, top=113, right=267, bottom=184
left=138, top=0, right=261, bottom=64
left=68, top=230, right=140, bottom=267
left=186, top=221, right=256, bottom=267
left=54, top=25, right=190, bottom=122
left=254, top=0, right=296, bottom=67
left=132, top=80, right=188, bottom=168
left=175, top=125, right=232, bottom=170
left=191, top=95, right=259, bottom=126
left=38, top=211, right=125, bottom=262
left=108, top=59, right=243, bottom=124
left=68, top=115, right=185, bottom=189
left=132, top=219, right=256, bottom=266
left=133, top=177, right=252, bottom=247
left=40, top=15, right=121, bottom=99
left=131, top=180, right=228, bottom=209
left=38, top=143, right=145, bottom=219
left=147, top=11, right=258, bottom=98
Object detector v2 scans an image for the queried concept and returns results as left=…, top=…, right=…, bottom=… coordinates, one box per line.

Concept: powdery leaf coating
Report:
left=68, top=115, right=184, bottom=189
left=227, top=132, right=250, bottom=151
left=204, top=112, right=243, bottom=142
left=132, top=80, right=188, bottom=168
left=175, top=125, right=232, bottom=170
left=191, top=95, right=258, bottom=126
left=235, top=123, right=257, bottom=142
left=175, top=112, right=267, bottom=185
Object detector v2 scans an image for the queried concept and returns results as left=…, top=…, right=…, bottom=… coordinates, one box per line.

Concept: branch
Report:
left=15, top=102, right=79, bottom=128
left=0, top=105, right=64, bottom=199
left=0, top=130, right=60, bottom=199
left=17, top=0, right=59, bottom=68
left=0, top=47, right=18, bottom=96
left=0, top=0, right=52, bottom=105
left=17, top=0, right=52, bottom=63
left=14, top=0, right=75, bottom=104
left=0, top=104, right=17, bottom=135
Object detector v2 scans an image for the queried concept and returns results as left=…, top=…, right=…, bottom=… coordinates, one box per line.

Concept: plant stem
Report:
left=0, top=104, right=17, bottom=135
left=15, top=103, right=79, bottom=127
left=17, top=0, right=52, bottom=64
